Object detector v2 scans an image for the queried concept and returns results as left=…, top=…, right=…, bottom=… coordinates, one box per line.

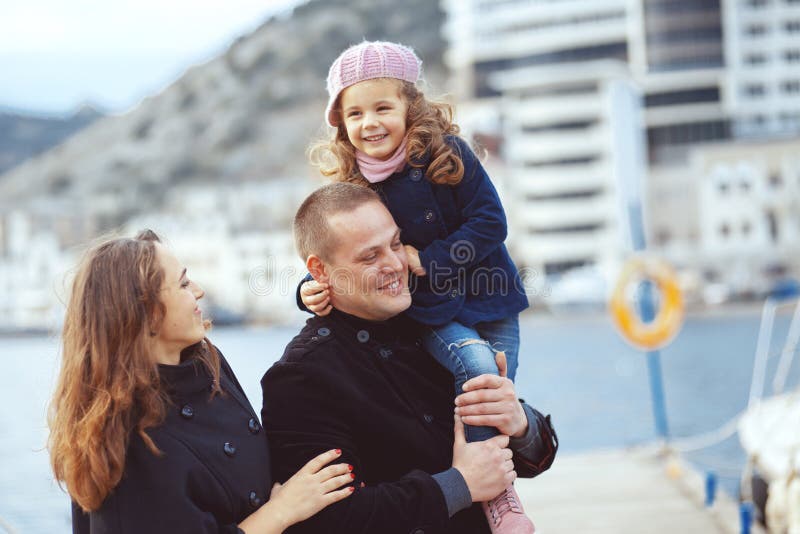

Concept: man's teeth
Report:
left=384, top=280, right=399, bottom=289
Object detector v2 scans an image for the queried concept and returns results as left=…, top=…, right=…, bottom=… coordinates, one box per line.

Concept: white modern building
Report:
left=0, top=211, right=72, bottom=331
left=442, top=0, right=651, bottom=278
left=491, top=61, right=646, bottom=276
left=721, top=0, right=800, bottom=137
left=696, top=138, right=800, bottom=292
left=442, top=0, right=800, bottom=299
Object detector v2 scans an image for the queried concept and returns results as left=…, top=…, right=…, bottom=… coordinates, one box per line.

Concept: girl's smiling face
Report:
left=340, top=78, right=407, bottom=160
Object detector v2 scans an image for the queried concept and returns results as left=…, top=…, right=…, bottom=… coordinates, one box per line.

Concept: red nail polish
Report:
left=350, top=473, right=355, bottom=479
left=348, top=464, right=353, bottom=472
left=335, top=449, right=341, bottom=455
left=349, top=487, right=355, bottom=492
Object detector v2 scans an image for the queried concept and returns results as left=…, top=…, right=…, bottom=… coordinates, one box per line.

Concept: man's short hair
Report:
left=293, top=182, right=382, bottom=261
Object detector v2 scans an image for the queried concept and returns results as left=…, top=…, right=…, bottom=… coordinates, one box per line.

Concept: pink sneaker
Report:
left=481, top=484, right=535, bottom=534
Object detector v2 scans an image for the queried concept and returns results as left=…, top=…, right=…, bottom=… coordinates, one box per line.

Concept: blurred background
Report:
left=1, top=0, right=799, bottom=531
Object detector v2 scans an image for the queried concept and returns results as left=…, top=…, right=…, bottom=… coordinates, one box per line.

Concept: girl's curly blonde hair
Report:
left=308, top=79, right=465, bottom=187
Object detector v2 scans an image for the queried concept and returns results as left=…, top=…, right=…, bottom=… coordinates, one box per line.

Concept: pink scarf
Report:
left=355, top=137, right=408, bottom=184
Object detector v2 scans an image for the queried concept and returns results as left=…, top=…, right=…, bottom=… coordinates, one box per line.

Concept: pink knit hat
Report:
left=325, top=41, right=422, bottom=127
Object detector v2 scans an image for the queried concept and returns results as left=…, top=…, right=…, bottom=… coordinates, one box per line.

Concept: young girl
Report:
left=300, top=41, right=533, bottom=533
left=49, top=230, right=355, bottom=534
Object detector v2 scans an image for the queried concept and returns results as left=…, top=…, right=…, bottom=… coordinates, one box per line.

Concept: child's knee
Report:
left=447, top=338, right=500, bottom=374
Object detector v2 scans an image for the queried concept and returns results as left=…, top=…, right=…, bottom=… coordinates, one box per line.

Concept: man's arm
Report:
left=455, top=373, right=558, bottom=479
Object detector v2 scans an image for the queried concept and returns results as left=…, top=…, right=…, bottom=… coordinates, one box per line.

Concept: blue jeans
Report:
left=421, top=314, right=520, bottom=443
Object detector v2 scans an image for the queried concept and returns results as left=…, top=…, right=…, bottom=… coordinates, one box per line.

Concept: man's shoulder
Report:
left=279, top=316, right=338, bottom=364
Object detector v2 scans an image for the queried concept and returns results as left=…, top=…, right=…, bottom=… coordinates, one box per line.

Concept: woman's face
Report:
left=152, top=243, right=206, bottom=364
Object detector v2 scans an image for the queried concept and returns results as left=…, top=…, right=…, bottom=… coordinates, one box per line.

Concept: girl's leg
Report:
left=474, top=314, right=520, bottom=382
left=421, top=322, right=501, bottom=443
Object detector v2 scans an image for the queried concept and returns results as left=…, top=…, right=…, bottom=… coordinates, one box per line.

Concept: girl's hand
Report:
left=300, top=280, right=332, bottom=316
left=404, top=245, right=426, bottom=276
left=239, top=449, right=354, bottom=534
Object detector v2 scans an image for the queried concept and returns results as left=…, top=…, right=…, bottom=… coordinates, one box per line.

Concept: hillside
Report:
left=0, top=0, right=447, bottom=243
left=0, top=105, right=102, bottom=175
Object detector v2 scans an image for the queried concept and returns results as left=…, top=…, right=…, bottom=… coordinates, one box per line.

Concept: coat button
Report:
left=424, top=209, right=435, bottom=222
left=410, top=168, right=423, bottom=181
left=223, top=442, right=236, bottom=457
left=248, top=418, right=261, bottom=434
left=450, top=289, right=459, bottom=298
left=379, top=348, right=392, bottom=359
left=249, top=491, right=262, bottom=508
left=317, top=327, right=331, bottom=337
left=180, top=405, right=194, bottom=419
left=423, top=414, right=434, bottom=423
left=357, top=330, right=370, bottom=343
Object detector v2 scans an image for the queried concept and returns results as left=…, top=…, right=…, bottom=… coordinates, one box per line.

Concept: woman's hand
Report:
left=300, top=280, right=332, bottom=316
left=239, top=449, right=354, bottom=533
left=404, top=245, right=426, bottom=276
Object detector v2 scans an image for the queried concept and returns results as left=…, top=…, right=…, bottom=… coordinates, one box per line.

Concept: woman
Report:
left=48, top=230, right=354, bottom=533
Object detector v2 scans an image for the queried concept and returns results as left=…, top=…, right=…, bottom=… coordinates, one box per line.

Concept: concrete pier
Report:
left=516, top=448, right=766, bottom=534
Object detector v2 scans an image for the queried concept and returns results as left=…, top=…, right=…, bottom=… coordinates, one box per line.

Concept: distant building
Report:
left=722, top=0, right=800, bottom=137
left=125, top=183, right=311, bottom=323
left=0, top=211, right=71, bottom=331
left=696, top=138, right=800, bottom=292
left=442, top=0, right=649, bottom=278
left=442, top=0, right=800, bottom=300
left=490, top=61, right=646, bottom=277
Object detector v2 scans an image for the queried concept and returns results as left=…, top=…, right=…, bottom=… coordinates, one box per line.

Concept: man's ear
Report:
left=306, top=255, right=329, bottom=283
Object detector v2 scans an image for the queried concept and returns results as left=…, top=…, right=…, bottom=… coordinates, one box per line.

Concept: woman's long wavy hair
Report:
left=309, top=79, right=464, bottom=186
left=48, top=229, right=221, bottom=512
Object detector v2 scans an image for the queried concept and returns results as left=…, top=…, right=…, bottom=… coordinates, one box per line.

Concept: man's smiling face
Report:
left=323, top=200, right=411, bottom=321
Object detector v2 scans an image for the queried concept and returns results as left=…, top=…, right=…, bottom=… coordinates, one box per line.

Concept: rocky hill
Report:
left=0, top=0, right=446, bottom=243
left=0, top=105, right=102, bottom=175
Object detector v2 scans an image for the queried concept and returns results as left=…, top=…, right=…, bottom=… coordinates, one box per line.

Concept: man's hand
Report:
left=300, top=280, right=332, bottom=316
left=451, top=415, right=515, bottom=502
left=404, top=245, right=426, bottom=276
left=454, top=352, right=528, bottom=438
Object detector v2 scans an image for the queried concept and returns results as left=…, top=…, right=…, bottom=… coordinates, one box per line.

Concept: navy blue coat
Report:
left=374, top=135, right=528, bottom=327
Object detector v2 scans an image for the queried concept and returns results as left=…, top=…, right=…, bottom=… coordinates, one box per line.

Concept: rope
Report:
left=670, top=413, right=742, bottom=453
left=0, top=516, right=19, bottom=534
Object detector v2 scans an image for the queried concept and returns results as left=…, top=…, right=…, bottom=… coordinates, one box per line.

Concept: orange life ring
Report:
left=609, top=256, right=684, bottom=351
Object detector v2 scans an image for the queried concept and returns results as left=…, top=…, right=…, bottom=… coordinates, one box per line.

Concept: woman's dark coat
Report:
left=73, top=353, right=270, bottom=534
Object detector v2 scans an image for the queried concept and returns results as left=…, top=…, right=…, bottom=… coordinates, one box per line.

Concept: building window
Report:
left=769, top=173, right=784, bottom=187
left=746, top=0, right=769, bottom=7
left=786, top=21, right=800, bottom=33
left=745, top=53, right=768, bottom=65
left=782, top=80, right=800, bottom=93
left=742, top=222, right=752, bottom=236
left=718, top=181, right=730, bottom=193
left=779, top=112, right=800, bottom=128
left=720, top=223, right=731, bottom=238
left=645, top=87, right=720, bottom=106
left=746, top=23, right=768, bottom=36
left=785, top=50, right=800, bottom=63
left=744, top=83, right=767, bottom=97
left=740, top=181, right=752, bottom=192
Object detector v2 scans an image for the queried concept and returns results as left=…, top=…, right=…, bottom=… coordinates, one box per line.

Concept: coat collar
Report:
left=324, top=309, right=420, bottom=345
left=158, top=357, right=213, bottom=397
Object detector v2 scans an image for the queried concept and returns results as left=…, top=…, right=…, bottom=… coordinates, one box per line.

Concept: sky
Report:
left=0, top=0, right=302, bottom=115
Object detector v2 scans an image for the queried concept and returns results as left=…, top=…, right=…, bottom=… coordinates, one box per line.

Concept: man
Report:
left=261, top=183, right=557, bottom=533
